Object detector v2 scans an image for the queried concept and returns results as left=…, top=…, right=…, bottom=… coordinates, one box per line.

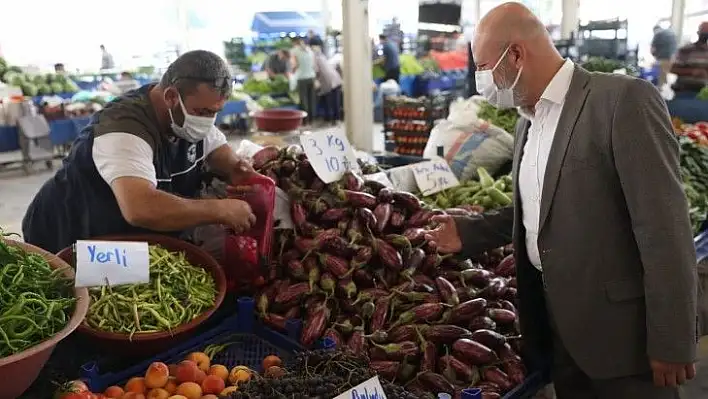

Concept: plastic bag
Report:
left=424, top=96, right=514, bottom=181
left=375, top=80, right=401, bottom=107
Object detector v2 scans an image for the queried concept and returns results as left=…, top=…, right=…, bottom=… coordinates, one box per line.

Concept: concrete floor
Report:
left=1, top=132, right=707, bottom=398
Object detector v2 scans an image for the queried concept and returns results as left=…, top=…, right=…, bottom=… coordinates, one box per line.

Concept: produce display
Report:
left=678, top=135, right=708, bottom=233
left=242, top=75, right=290, bottom=97
left=250, top=145, right=527, bottom=397
left=422, top=168, right=512, bottom=211
left=581, top=57, right=639, bottom=76
left=373, top=54, right=428, bottom=80
left=384, top=94, right=450, bottom=156
left=476, top=101, right=519, bottom=135
left=0, top=56, right=79, bottom=96
left=0, top=235, right=76, bottom=357
left=85, top=245, right=217, bottom=336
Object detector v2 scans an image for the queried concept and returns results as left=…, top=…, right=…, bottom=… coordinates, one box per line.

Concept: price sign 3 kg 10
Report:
left=412, top=158, right=460, bottom=196
left=300, top=130, right=361, bottom=183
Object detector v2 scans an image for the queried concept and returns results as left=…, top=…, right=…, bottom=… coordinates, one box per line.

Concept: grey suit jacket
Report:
left=458, top=66, right=698, bottom=379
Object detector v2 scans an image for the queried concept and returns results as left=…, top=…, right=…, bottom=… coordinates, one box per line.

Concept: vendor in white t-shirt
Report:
left=22, top=50, right=256, bottom=255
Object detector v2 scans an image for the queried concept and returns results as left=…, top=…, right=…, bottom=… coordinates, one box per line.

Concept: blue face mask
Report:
left=168, top=95, right=215, bottom=143
left=475, top=46, right=523, bottom=109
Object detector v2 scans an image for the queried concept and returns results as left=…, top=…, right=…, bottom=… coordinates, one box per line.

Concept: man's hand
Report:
left=229, top=156, right=256, bottom=184
left=423, top=215, right=462, bottom=254
left=217, top=199, right=256, bottom=234
left=650, top=359, right=696, bottom=387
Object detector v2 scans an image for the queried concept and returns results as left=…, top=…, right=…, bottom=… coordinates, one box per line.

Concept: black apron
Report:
left=22, top=86, right=205, bottom=253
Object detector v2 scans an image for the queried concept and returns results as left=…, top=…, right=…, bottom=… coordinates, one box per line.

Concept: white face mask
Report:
left=169, top=95, right=216, bottom=143
left=475, top=46, right=523, bottom=110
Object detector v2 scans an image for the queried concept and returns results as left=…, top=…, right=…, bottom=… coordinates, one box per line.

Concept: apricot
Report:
left=164, top=377, right=178, bottom=394
left=104, top=386, right=125, bottom=398
left=146, top=388, right=170, bottom=399
left=175, top=382, right=202, bottom=399
left=121, top=393, right=146, bottom=399
left=175, top=361, right=200, bottom=384
left=220, top=386, right=238, bottom=395
left=200, top=375, right=225, bottom=395
left=228, top=368, right=251, bottom=385
left=124, top=377, right=147, bottom=393
left=194, top=370, right=206, bottom=384
left=262, top=355, right=282, bottom=371
left=145, top=362, right=170, bottom=389
left=207, top=364, right=228, bottom=382
left=201, top=395, right=219, bottom=399
left=167, top=396, right=188, bottom=399
left=185, top=352, right=210, bottom=372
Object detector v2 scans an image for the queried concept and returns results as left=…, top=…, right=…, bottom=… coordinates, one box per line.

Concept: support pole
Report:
left=671, top=0, right=686, bottom=40
left=342, top=0, right=374, bottom=152
left=560, top=0, right=579, bottom=40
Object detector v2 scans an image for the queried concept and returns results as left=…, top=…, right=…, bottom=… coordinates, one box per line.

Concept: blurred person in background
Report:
left=54, top=63, right=66, bottom=75
left=264, top=49, right=291, bottom=78
left=100, top=45, right=115, bottom=70
left=23, top=50, right=255, bottom=257
left=291, top=37, right=317, bottom=126
left=113, top=72, right=141, bottom=94
left=651, top=25, right=677, bottom=88
left=448, top=30, right=468, bottom=52
left=314, top=47, right=342, bottom=125
left=307, top=29, right=324, bottom=48
left=671, top=22, right=708, bottom=96
left=376, top=34, right=401, bottom=83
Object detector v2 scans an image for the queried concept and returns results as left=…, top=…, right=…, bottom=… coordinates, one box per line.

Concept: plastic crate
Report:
left=79, top=297, right=305, bottom=392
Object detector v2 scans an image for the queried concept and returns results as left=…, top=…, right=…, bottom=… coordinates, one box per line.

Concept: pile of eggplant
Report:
left=253, top=145, right=526, bottom=399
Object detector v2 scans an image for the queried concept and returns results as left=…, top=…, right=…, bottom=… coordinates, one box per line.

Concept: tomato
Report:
left=58, top=393, right=93, bottom=399
left=54, top=380, right=91, bottom=399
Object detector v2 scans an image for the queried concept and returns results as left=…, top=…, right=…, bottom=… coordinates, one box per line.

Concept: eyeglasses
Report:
left=172, top=76, right=233, bottom=91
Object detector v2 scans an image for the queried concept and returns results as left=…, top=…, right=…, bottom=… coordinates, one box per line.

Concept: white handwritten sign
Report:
left=333, top=376, right=388, bottom=399
left=412, top=158, right=460, bottom=195
left=363, top=172, right=394, bottom=188
left=74, top=240, right=150, bottom=287
left=300, top=130, right=360, bottom=183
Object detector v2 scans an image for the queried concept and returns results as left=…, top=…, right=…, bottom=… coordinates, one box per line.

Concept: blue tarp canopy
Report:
left=251, top=11, right=322, bottom=35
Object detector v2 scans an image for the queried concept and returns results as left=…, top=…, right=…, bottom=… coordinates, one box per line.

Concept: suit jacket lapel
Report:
left=538, top=66, right=591, bottom=232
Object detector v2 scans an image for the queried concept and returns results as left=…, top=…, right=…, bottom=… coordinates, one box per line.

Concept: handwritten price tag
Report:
left=333, top=376, right=388, bottom=399
left=300, top=130, right=360, bottom=183
left=363, top=172, right=393, bottom=188
left=411, top=158, right=460, bottom=195
left=74, top=240, right=150, bottom=288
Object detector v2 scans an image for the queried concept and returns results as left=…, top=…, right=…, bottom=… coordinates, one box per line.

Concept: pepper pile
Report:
left=476, top=101, right=519, bottom=135
left=85, top=245, right=217, bottom=337
left=422, top=168, right=513, bottom=211
left=0, top=234, right=76, bottom=357
left=679, top=136, right=708, bottom=233
left=250, top=145, right=526, bottom=398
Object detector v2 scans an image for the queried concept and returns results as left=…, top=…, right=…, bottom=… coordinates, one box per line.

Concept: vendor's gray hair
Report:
left=160, top=50, right=232, bottom=97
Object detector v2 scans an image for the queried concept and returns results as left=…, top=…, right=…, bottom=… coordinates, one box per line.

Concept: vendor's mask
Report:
left=475, top=46, right=522, bottom=110
left=169, top=95, right=215, bottom=143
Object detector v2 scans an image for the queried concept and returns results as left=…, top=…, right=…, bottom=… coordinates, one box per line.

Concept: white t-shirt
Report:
left=92, top=127, right=227, bottom=187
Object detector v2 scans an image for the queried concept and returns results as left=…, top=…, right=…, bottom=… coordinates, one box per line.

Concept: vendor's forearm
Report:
left=111, top=177, right=223, bottom=231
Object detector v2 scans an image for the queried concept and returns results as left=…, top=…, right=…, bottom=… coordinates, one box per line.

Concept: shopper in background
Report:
left=23, top=50, right=255, bottom=256
left=307, top=29, right=324, bottom=48
left=651, top=25, right=678, bottom=88
left=377, top=34, right=401, bottom=83
left=448, top=30, right=468, bottom=53
left=313, top=46, right=342, bottom=125
left=54, top=63, right=66, bottom=75
left=671, top=22, right=708, bottom=96
left=100, top=45, right=115, bottom=70
left=113, top=71, right=141, bottom=94
left=291, top=37, right=317, bottom=126
left=427, top=3, right=697, bottom=398
left=264, top=49, right=291, bottom=78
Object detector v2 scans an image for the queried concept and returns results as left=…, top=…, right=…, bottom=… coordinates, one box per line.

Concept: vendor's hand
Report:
left=424, top=215, right=462, bottom=254
left=217, top=199, right=256, bottom=233
left=230, top=156, right=256, bottom=184
left=650, top=359, right=696, bottom=387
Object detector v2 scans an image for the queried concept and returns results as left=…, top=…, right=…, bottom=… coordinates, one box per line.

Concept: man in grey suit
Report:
left=425, top=3, right=698, bottom=398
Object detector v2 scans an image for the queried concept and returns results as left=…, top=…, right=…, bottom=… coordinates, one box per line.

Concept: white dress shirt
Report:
left=518, top=59, right=575, bottom=269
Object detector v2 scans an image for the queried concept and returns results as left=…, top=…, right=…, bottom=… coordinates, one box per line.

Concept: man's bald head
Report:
left=699, top=22, right=708, bottom=34
left=472, top=2, right=564, bottom=110
left=475, top=2, right=551, bottom=53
